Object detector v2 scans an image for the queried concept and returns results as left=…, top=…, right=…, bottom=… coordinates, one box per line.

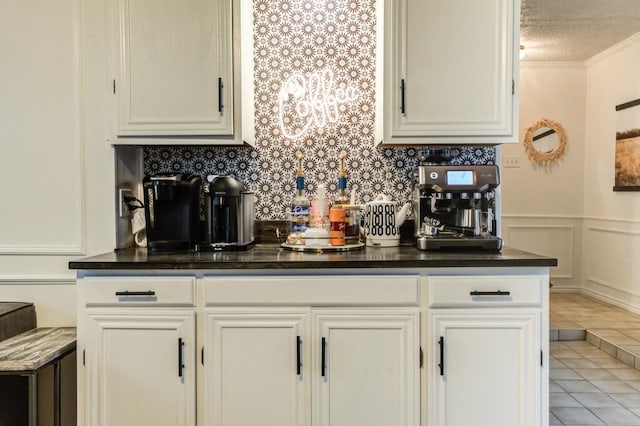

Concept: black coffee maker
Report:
left=196, top=175, right=255, bottom=251
left=143, top=174, right=201, bottom=251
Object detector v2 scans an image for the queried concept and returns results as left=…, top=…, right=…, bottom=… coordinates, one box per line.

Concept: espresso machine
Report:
left=413, top=159, right=502, bottom=251
left=195, top=175, right=255, bottom=251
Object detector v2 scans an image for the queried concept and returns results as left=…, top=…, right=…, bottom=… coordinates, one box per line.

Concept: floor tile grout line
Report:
left=551, top=328, right=640, bottom=371
left=550, top=293, right=640, bottom=424
left=550, top=349, right=640, bottom=425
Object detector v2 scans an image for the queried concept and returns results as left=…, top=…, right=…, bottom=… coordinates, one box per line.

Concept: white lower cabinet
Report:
left=84, top=310, right=196, bottom=426
left=426, top=274, right=546, bottom=426
left=429, top=312, right=540, bottom=426
left=203, top=310, right=310, bottom=426
left=77, top=271, right=548, bottom=426
left=313, top=311, right=419, bottom=426
left=202, top=308, right=420, bottom=426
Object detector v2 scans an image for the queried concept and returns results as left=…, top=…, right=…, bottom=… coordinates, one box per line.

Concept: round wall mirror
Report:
left=523, top=118, right=567, bottom=165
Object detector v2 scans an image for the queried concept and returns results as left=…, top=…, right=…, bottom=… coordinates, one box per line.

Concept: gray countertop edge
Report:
left=69, top=245, right=558, bottom=270
left=0, top=328, right=77, bottom=373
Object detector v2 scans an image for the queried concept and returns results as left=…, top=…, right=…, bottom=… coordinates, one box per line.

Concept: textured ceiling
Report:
left=521, top=0, right=640, bottom=62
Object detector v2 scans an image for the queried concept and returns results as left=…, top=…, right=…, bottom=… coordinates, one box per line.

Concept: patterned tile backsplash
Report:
left=143, top=0, right=496, bottom=220
left=143, top=145, right=495, bottom=220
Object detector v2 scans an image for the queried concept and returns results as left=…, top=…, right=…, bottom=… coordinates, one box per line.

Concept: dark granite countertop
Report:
left=69, top=244, right=557, bottom=270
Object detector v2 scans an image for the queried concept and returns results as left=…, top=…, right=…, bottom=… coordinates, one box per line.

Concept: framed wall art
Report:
left=614, top=98, right=640, bottom=191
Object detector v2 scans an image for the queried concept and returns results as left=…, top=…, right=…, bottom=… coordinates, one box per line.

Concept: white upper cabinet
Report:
left=382, top=0, right=520, bottom=145
left=109, top=0, right=242, bottom=144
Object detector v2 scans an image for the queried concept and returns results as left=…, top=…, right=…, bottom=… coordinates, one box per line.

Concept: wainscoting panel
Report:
left=502, top=216, right=582, bottom=288
left=0, top=282, right=77, bottom=326
left=508, top=225, right=574, bottom=278
left=0, top=0, right=84, bottom=256
left=583, top=219, right=640, bottom=312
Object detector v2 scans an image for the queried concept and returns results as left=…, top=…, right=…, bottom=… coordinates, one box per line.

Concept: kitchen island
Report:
left=70, top=245, right=556, bottom=426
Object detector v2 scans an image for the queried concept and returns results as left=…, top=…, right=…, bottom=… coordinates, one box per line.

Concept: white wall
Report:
left=502, top=63, right=587, bottom=290
left=0, top=1, right=113, bottom=422
left=503, top=33, right=640, bottom=310
left=581, top=33, right=640, bottom=311
left=0, top=0, right=114, bottom=324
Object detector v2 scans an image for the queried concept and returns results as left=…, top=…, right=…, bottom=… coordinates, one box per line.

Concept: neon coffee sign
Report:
left=278, top=68, right=359, bottom=140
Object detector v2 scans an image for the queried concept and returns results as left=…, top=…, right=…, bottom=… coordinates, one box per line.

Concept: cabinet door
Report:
left=384, top=0, right=519, bottom=144
left=204, top=310, right=310, bottom=426
left=85, top=310, right=195, bottom=426
left=430, top=312, right=540, bottom=426
left=313, top=310, right=420, bottom=426
left=111, top=0, right=234, bottom=138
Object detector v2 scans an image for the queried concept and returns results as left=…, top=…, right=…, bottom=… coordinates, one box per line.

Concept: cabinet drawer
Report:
left=82, top=277, right=195, bottom=306
left=203, top=275, right=420, bottom=306
left=428, top=275, right=543, bottom=308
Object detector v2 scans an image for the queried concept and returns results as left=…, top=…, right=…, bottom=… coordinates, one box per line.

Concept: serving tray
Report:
left=280, top=242, right=365, bottom=252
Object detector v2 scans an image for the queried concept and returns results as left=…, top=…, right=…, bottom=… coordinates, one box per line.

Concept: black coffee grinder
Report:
left=143, top=174, right=201, bottom=251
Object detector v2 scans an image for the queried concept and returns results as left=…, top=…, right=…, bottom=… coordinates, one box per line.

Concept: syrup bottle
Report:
left=334, top=153, right=349, bottom=206
left=290, top=153, right=310, bottom=234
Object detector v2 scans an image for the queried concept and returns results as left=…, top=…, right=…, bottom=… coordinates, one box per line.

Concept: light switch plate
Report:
left=503, top=156, right=520, bottom=168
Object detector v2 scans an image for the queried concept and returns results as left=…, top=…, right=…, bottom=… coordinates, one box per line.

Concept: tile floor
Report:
left=551, top=293, right=640, bottom=333
left=550, top=340, right=640, bottom=425
left=551, top=293, right=640, bottom=369
left=550, top=293, right=640, bottom=425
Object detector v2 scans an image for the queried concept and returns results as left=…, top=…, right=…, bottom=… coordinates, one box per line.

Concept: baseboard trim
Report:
left=580, top=287, right=640, bottom=316
left=0, top=276, right=76, bottom=285
left=550, top=286, right=583, bottom=293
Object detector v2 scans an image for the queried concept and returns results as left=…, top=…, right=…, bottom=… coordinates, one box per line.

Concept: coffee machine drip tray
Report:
left=194, top=241, right=255, bottom=252
left=416, top=235, right=503, bottom=251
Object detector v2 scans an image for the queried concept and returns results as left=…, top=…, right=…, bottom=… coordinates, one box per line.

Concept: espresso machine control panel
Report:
left=414, top=165, right=502, bottom=251
left=416, top=165, right=500, bottom=192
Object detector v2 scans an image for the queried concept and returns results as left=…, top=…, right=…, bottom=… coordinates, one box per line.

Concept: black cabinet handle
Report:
left=400, top=79, right=406, bottom=115
left=470, top=290, right=511, bottom=296
left=115, top=290, right=156, bottom=297
left=296, top=336, right=302, bottom=375
left=178, top=338, right=184, bottom=377
left=438, top=336, right=444, bottom=376
left=218, top=77, right=224, bottom=113
left=321, top=337, right=326, bottom=377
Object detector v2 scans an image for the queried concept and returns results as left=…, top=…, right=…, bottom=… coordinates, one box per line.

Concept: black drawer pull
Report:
left=438, top=336, right=444, bottom=376
left=400, top=79, right=406, bottom=115
left=296, top=336, right=302, bottom=375
left=115, top=290, right=156, bottom=297
left=321, top=337, right=326, bottom=377
left=218, top=77, right=224, bottom=113
left=178, top=338, right=184, bottom=377
left=470, top=290, right=510, bottom=296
